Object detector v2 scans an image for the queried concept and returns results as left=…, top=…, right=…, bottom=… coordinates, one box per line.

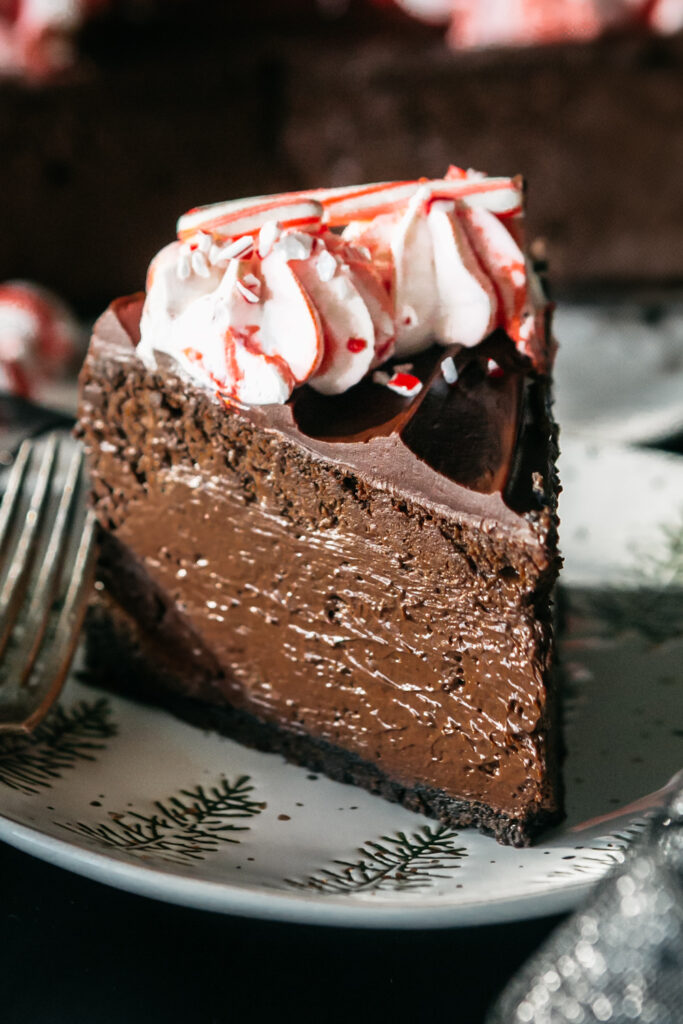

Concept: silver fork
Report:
left=0, top=434, right=97, bottom=734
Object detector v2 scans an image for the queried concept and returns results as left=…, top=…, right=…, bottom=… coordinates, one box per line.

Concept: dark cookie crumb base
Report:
left=85, top=595, right=561, bottom=848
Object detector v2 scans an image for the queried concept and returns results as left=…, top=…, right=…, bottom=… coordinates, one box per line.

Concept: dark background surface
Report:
left=1, top=838, right=564, bottom=1024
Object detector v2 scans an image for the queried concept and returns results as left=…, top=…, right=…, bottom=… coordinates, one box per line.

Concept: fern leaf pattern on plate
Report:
left=0, top=699, right=116, bottom=795
left=287, top=825, right=467, bottom=894
left=56, top=776, right=266, bottom=865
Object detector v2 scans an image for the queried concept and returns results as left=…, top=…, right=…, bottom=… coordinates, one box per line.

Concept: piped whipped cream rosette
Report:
left=138, top=168, right=550, bottom=406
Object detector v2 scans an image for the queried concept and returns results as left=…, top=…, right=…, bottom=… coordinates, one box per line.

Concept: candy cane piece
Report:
left=178, top=177, right=522, bottom=240
left=178, top=199, right=324, bottom=242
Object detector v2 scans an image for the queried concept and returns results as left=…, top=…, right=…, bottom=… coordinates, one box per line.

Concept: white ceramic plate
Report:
left=0, top=437, right=681, bottom=928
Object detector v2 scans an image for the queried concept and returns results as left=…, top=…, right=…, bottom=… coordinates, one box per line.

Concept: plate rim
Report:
left=0, top=811, right=588, bottom=928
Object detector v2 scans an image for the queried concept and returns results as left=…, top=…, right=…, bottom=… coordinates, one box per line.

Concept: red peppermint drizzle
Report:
left=346, top=337, right=367, bottom=353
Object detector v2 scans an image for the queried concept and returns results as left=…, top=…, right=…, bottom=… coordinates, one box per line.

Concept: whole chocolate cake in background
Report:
left=77, top=171, right=563, bottom=846
left=1, top=0, right=683, bottom=314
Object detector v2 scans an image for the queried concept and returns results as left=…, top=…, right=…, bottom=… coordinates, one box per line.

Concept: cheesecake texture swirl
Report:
left=138, top=167, right=550, bottom=406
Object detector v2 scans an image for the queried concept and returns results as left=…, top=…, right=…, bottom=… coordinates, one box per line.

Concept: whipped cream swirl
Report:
left=139, top=168, right=548, bottom=405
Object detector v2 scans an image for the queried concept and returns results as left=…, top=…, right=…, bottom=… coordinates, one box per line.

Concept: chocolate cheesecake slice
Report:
left=77, top=173, right=562, bottom=846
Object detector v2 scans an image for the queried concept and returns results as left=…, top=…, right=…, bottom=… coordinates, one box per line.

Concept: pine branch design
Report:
left=287, top=825, right=467, bottom=894
left=0, top=698, right=116, bottom=795
left=58, top=776, right=265, bottom=864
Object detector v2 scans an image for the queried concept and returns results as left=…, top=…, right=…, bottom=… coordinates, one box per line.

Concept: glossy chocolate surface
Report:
left=77, top=297, right=561, bottom=836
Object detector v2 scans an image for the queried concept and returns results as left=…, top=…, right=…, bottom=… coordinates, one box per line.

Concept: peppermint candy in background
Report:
left=0, top=0, right=109, bottom=78
left=0, top=281, right=82, bottom=400
left=385, top=0, right=683, bottom=48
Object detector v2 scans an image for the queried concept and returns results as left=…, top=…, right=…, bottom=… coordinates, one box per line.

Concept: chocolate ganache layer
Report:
left=77, top=294, right=562, bottom=846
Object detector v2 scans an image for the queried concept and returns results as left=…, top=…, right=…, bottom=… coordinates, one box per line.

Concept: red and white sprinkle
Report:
left=486, top=358, right=504, bottom=378
left=441, top=355, right=458, bottom=384
left=373, top=369, right=423, bottom=397
left=235, top=280, right=260, bottom=304
left=243, top=273, right=261, bottom=291
left=386, top=372, right=423, bottom=397
left=210, top=235, right=254, bottom=265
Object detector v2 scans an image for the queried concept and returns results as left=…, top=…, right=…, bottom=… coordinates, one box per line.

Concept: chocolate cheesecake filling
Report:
left=78, top=295, right=561, bottom=845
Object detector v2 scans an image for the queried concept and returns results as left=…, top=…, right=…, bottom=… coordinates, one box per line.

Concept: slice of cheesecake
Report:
left=77, top=171, right=562, bottom=846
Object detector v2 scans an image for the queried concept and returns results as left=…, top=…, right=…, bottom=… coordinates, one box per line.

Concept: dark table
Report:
left=1, top=838, right=564, bottom=1024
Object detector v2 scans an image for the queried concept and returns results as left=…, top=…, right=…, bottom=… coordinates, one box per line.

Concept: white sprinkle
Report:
left=197, top=231, right=212, bottom=254
left=356, top=245, right=372, bottom=261
left=210, top=235, right=254, bottom=265
left=177, top=251, right=191, bottom=280
left=393, top=362, right=414, bottom=373
left=400, top=305, right=418, bottom=327
left=191, top=250, right=210, bottom=277
left=316, top=249, right=337, bottom=282
left=258, top=220, right=281, bottom=259
left=372, top=370, right=390, bottom=387
left=487, top=357, right=504, bottom=377
left=274, top=232, right=314, bottom=261
left=441, top=356, right=458, bottom=385
left=176, top=568, right=187, bottom=579
left=235, top=279, right=260, bottom=304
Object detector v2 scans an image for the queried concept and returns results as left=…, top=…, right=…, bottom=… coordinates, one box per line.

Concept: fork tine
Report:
left=3, top=509, right=98, bottom=734
left=0, top=440, right=32, bottom=561
left=0, top=435, right=59, bottom=660
left=15, top=446, right=86, bottom=689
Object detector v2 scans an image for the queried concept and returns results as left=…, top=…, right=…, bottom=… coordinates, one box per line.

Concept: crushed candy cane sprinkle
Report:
left=138, top=167, right=550, bottom=406
left=441, top=355, right=459, bottom=385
